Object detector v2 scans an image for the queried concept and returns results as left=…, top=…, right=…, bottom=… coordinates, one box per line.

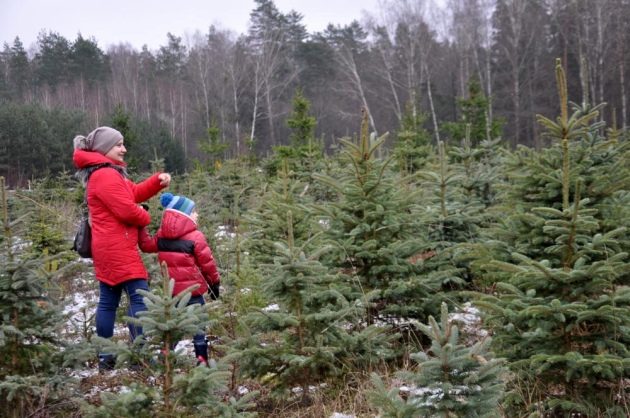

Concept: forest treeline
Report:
left=2, top=0, right=630, bottom=185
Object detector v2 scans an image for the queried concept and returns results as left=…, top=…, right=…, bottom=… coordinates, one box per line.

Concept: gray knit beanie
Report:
left=73, top=127, right=123, bottom=155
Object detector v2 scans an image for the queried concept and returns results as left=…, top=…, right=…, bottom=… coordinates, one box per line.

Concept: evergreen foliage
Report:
left=70, top=34, right=109, bottom=86
left=392, top=99, right=432, bottom=175
left=0, top=177, right=82, bottom=417
left=109, top=105, right=186, bottom=174
left=244, top=159, right=315, bottom=265
left=313, top=110, right=433, bottom=324
left=264, top=88, right=323, bottom=178
left=21, top=175, right=79, bottom=264
left=370, top=303, right=506, bottom=417
left=231, top=213, right=388, bottom=402
left=448, top=130, right=504, bottom=209
left=442, top=78, right=504, bottom=147
left=0, top=101, right=87, bottom=185
left=2, top=49, right=629, bottom=416
left=412, top=135, right=503, bottom=304
left=476, top=193, right=630, bottom=416
left=198, top=123, right=229, bottom=171
left=89, top=262, right=256, bottom=417
left=286, top=88, right=316, bottom=149
left=471, top=61, right=630, bottom=416
left=5, top=38, right=30, bottom=99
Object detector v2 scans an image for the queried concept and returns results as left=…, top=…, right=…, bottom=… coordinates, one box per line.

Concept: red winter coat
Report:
left=139, top=209, right=220, bottom=297
left=73, top=149, right=165, bottom=286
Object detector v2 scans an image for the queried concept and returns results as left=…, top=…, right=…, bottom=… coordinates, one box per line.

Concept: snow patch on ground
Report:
left=215, top=225, right=236, bottom=239
left=263, top=303, right=279, bottom=312
left=449, top=302, right=488, bottom=339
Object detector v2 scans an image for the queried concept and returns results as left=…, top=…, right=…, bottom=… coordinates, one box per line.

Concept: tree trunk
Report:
left=424, top=63, right=440, bottom=145
left=80, top=75, right=85, bottom=111
left=378, top=45, right=402, bottom=122
left=249, top=63, right=261, bottom=147
left=619, top=34, right=627, bottom=130
left=486, top=41, right=493, bottom=128
left=180, top=85, right=187, bottom=157
left=512, top=66, right=520, bottom=147
left=198, top=56, right=211, bottom=130
left=264, top=82, right=276, bottom=146
left=596, top=3, right=605, bottom=119
left=144, top=80, right=151, bottom=122
left=95, top=86, right=101, bottom=126
left=231, top=71, right=241, bottom=156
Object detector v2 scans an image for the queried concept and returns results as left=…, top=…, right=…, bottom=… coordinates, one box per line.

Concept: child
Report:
left=140, top=192, right=220, bottom=365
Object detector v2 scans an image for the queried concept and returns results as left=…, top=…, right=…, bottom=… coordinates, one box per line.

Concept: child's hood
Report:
left=159, top=209, right=198, bottom=239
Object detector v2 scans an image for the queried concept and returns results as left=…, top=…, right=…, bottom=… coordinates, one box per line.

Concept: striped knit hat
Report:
left=160, top=192, right=195, bottom=215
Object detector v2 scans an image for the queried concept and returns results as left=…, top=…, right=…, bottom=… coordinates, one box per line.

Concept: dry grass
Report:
left=252, top=370, right=384, bottom=418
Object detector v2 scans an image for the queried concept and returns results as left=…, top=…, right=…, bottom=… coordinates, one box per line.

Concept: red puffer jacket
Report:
left=73, top=149, right=165, bottom=286
left=139, top=209, right=220, bottom=297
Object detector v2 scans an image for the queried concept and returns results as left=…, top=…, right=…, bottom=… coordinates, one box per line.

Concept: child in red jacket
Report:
left=140, top=192, right=220, bottom=365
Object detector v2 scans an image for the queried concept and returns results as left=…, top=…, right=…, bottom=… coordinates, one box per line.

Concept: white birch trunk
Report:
left=424, top=62, right=440, bottom=144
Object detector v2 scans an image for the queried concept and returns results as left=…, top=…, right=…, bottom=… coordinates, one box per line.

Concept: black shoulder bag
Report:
left=72, top=183, right=93, bottom=258
left=72, top=164, right=112, bottom=258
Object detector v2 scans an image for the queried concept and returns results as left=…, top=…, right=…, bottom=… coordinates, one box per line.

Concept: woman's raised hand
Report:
left=158, top=173, right=171, bottom=187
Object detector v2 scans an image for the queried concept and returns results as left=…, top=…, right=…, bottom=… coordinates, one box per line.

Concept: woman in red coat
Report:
left=73, top=126, right=171, bottom=370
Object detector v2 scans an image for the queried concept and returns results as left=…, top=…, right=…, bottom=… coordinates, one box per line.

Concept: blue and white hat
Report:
left=160, top=192, right=195, bottom=215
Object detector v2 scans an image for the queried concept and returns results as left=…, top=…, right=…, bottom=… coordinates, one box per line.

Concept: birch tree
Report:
left=246, top=0, right=305, bottom=148
left=367, top=0, right=438, bottom=125
left=156, top=33, right=188, bottom=155
left=491, top=0, right=550, bottom=147
left=320, top=21, right=378, bottom=134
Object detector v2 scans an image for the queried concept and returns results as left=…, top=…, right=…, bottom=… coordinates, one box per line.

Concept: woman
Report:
left=73, top=126, right=171, bottom=370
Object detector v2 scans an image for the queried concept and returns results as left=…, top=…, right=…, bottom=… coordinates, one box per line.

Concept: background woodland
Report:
left=3, top=0, right=630, bottom=185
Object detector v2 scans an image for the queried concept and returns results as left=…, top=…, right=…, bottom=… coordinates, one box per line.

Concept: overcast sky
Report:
left=0, top=0, right=380, bottom=52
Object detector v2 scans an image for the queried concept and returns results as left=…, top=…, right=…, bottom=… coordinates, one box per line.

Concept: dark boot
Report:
left=194, top=342, right=208, bottom=366
left=98, top=353, right=116, bottom=372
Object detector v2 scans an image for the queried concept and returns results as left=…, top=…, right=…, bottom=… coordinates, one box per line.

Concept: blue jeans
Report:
left=96, top=279, right=149, bottom=342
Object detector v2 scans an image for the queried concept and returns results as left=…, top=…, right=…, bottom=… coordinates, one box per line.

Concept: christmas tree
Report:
left=413, top=139, right=491, bottom=300
left=392, top=98, right=432, bottom=175
left=370, top=302, right=506, bottom=417
left=0, top=176, right=82, bottom=417
left=313, top=109, right=434, bottom=324
left=231, top=213, right=387, bottom=403
left=244, top=159, right=315, bottom=266
left=473, top=60, right=630, bottom=416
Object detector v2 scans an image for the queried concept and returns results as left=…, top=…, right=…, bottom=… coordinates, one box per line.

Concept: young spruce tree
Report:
left=313, top=109, right=434, bottom=325
left=473, top=60, right=630, bottom=416
left=0, top=177, right=82, bottom=417
left=370, top=302, right=506, bottom=417
left=414, top=139, right=491, bottom=302
left=244, top=159, right=314, bottom=266
left=231, top=213, right=388, bottom=403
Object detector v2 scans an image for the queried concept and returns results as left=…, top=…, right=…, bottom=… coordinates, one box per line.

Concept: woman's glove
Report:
left=208, top=283, right=220, bottom=300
